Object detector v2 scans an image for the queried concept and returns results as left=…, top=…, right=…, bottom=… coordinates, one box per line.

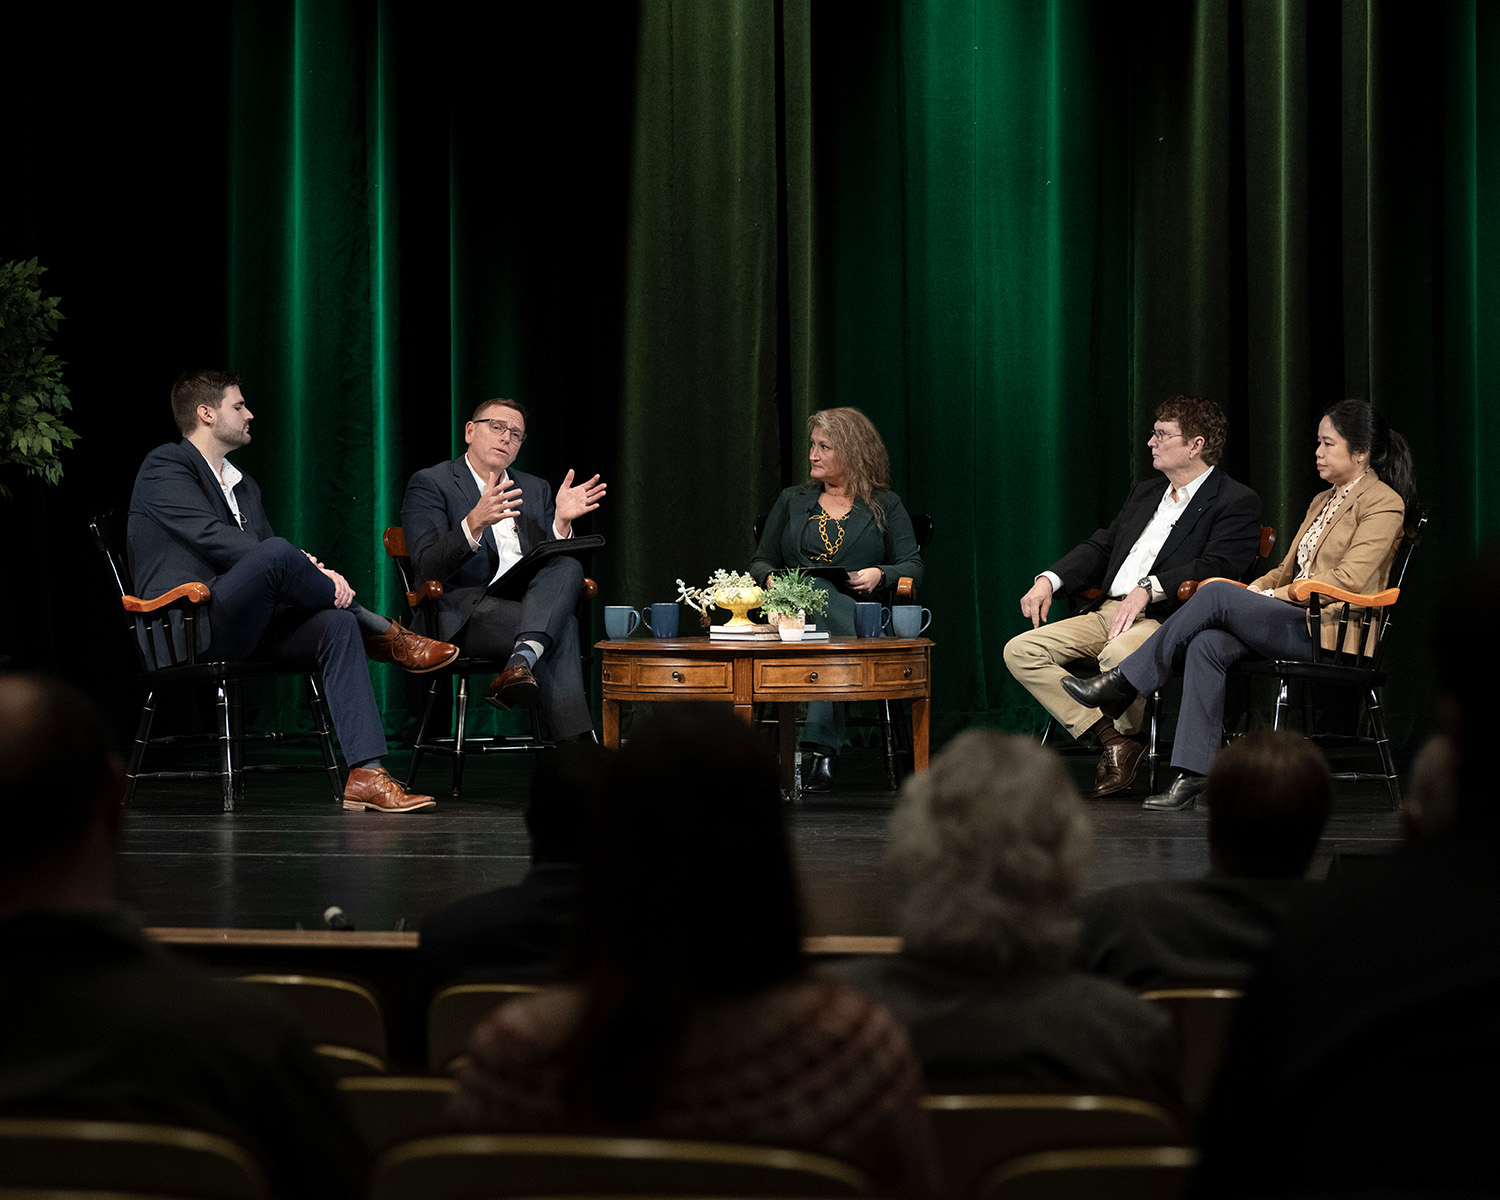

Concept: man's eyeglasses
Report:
left=1148, top=427, right=1184, bottom=444
left=474, top=419, right=527, bottom=443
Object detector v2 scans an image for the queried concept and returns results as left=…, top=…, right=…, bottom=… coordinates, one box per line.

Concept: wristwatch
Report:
left=1137, top=577, right=1153, bottom=596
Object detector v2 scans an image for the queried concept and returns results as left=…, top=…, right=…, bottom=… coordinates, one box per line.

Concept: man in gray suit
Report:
left=400, top=398, right=606, bottom=739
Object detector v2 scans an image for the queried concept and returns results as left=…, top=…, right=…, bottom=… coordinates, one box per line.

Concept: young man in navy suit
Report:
left=1003, top=395, right=1261, bottom=798
left=400, top=398, right=606, bottom=740
left=127, top=369, right=458, bottom=813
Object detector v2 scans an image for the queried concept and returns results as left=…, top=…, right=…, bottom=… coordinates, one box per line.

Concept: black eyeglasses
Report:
left=473, top=418, right=527, bottom=443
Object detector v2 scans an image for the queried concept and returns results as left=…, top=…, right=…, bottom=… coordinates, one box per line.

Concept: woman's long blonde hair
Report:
left=807, top=407, right=891, bottom=529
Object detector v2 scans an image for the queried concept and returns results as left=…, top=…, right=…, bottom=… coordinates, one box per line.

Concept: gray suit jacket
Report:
left=400, top=456, right=560, bottom=643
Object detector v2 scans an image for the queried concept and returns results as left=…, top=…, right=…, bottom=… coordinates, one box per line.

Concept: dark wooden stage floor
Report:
left=119, top=741, right=1405, bottom=936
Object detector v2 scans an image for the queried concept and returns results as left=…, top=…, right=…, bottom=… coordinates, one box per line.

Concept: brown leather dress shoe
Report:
left=342, top=767, right=436, bottom=813
left=487, top=663, right=540, bottom=710
left=363, top=621, right=459, bottom=674
left=1093, top=737, right=1146, bottom=797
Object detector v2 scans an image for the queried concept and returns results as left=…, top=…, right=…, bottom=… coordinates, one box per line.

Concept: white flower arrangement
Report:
left=675, top=568, right=760, bottom=616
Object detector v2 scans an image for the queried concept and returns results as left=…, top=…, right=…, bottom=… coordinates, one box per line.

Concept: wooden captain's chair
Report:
left=91, top=511, right=341, bottom=812
left=1175, top=504, right=1428, bottom=808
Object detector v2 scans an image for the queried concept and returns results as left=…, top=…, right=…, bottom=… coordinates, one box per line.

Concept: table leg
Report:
left=777, top=702, right=797, bottom=794
left=912, top=697, right=930, bottom=771
left=603, top=698, right=620, bottom=749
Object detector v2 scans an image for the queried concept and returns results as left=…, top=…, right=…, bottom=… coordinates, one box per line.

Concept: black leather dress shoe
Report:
left=1142, top=770, right=1206, bottom=811
left=1061, top=668, right=1139, bottom=720
left=804, top=754, right=836, bottom=793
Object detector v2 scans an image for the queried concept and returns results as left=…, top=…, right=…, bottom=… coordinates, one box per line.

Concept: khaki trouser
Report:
left=1002, top=599, right=1159, bottom=739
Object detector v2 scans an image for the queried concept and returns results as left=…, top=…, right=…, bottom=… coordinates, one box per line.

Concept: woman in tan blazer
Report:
left=1062, top=401, right=1416, bottom=811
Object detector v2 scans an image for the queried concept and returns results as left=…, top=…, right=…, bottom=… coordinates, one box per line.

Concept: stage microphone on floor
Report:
left=323, top=905, right=355, bottom=932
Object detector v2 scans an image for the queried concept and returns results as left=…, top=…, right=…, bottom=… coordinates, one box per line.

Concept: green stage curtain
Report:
left=197, top=0, right=1493, bottom=747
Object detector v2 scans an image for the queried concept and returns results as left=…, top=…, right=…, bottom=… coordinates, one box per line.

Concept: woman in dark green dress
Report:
left=749, top=408, right=924, bottom=791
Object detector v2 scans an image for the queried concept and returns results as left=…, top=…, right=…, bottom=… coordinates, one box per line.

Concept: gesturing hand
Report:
left=467, top=470, right=525, bottom=536
left=554, top=469, right=607, bottom=535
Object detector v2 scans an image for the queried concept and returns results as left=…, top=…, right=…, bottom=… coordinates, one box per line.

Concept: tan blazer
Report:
left=1249, top=472, right=1406, bottom=652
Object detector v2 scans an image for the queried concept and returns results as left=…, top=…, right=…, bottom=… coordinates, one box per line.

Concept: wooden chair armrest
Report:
left=896, top=576, right=914, bottom=602
left=122, top=583, right=212, bottom=613
left=406, top=580, right=444, bottom=609
left=584, top=577, right=598, bottom=599
left=1176, top=577, right=1247, bottom=602
left=1289, top=579, right=1400, bottom=607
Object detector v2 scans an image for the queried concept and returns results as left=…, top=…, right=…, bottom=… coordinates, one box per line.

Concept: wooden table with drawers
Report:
left=597, top=636, right=933, bottom=789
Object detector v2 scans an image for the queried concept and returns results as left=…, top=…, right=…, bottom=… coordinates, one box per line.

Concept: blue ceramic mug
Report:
left=642, top=602, right=680, bottom=638
left=604, top=606, right=641, bottom=639
left=890, top=604, right=932, bottom=638
left=853, top=602, right=891, bottom=638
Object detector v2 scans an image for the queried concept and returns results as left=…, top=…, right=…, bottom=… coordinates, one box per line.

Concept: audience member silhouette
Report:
left=0, top=674, right=363, bottom=1199
left=824, top=730, right=1176, bottom=1098
left=450, top=704, right=936, bottom=1196
left=418, top=740, right=611, bottom=994
left=1400, top=732, right=1457, bottom=843
left=1190, top=545, right=1500, bottom=1196
left=1075, top=730, right=1331, bottom=987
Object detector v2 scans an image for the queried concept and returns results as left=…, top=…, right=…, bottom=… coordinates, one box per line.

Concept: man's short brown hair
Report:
left=470, top=397, right=528, bottom=424
left=170, top=369, right=240, bottom=436
left=1156, top=394, right=1228, bottom=466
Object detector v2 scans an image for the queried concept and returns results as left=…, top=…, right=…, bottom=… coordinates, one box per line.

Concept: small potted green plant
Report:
left=758, top=568, right=829, bottom=641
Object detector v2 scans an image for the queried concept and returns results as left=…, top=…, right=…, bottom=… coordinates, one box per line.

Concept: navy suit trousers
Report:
left=1119, top=581, right=1313, bottom=775
left=206, top=538, right=388, bottom=767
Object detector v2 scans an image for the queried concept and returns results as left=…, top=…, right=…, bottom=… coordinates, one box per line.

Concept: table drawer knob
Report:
left=602, top=670, right=611, bottom=682
left=903, top=667, right=912, bottom=679
left=672, top=671, right=682, bottom=682
left=808, top=671, right=818, bottom=683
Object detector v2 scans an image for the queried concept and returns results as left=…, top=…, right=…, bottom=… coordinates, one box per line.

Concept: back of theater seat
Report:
left=922, top=1093, right=1183, bottom=1200
left=233, top=972, right=389, bottom=1074
left=974, top=1144, right=1198, bottom=1200
left=367, top=1132, right=873, bottom=1200
left=0, top=1116, right=269, bottom=1199
left=338, top=1075, right=457, bottom=1156
left=427, top=982, right=542, bottom=1073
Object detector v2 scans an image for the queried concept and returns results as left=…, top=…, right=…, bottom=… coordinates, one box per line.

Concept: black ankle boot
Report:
left=805, top=753, right=836, bottom=793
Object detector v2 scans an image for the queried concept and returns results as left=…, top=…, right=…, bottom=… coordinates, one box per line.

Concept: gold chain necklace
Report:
left=809, top=509, right=846, bottom=561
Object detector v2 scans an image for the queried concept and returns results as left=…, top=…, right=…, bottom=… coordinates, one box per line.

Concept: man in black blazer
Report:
left=1003, top=396, right=1260, bottom=796
left=400, top=397, right=606, bottom=739
left=126, top=369, right=458, bottom=813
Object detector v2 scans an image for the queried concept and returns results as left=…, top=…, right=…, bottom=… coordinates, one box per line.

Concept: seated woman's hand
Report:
left=848, top=567, right=883, bottom=594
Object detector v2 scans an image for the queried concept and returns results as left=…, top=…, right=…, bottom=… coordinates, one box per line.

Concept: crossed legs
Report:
left=206, top=538, right=389, bottom=767
left=1116, top=581, right=1314, bottom=775
left=1003, top=602, right=1161, bottom=738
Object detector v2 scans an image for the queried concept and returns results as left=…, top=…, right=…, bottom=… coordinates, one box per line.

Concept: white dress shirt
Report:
left=1039, top=466, right=1216, bottom=604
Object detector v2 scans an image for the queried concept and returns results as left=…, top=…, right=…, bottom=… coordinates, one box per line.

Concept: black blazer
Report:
left=1050, top=469, right=1261, bottom=618
left=400, top=455, right=560, bottom=642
